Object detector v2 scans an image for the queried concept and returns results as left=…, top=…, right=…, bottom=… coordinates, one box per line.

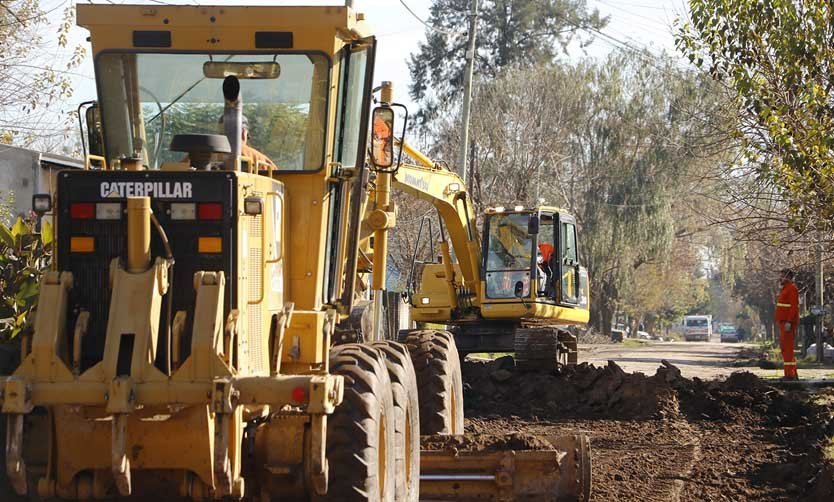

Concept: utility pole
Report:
left=458, top=0, right=478, bottom=185
left=817, top=237, right=825, bottom=362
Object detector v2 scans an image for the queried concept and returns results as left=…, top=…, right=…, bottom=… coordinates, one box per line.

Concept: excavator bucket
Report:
left=420, top=434, right=591, bottom=501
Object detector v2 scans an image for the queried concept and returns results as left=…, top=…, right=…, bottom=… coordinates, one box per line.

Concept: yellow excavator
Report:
left=0, top=3, right=590, bottom=501
left=389, top=144, right=590, bottom=370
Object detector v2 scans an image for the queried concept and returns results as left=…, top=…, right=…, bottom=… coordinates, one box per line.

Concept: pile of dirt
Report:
left=576, top=329, right=614, bottom=345
left=463, top=356, right=682, bottom=420
left=462, top=356, right=834, bottom=501
left=463, top=356, right=828, bottom=424
left=731, top=345, right=780, bottom=368
left=421, top=432, right=554, bottom=452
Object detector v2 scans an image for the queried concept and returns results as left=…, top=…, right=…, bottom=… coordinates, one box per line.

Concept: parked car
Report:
left=684, top=315, right=712, bottom=341
left=719, top=325, right=739, bottom=343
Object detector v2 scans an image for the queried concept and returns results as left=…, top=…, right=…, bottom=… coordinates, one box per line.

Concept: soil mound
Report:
left=463, top=356, right=681, bottom=420
left=463, top=356, right=808, bottom=423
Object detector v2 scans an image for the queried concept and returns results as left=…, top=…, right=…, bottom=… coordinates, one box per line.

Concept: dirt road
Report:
left=462, top=340, right=834, bottom=501
left=581, top=339, right=834, bottom=379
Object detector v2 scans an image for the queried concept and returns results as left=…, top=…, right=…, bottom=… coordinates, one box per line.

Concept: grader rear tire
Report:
left=403, top=330, right=464, bottom=435
left=370, top=341, right=420, bottom=502
left=325, top=344, right=396, bottom=501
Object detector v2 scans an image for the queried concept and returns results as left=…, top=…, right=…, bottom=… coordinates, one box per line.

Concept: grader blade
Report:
left=420, top=434, right=591, bottom=501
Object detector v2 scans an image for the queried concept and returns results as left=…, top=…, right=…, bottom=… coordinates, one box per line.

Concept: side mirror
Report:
left=527, top=214, right=540, bottom=235
left=85, top=103, right=104, bottom=157
left=371, top=106, right=395, bottom=169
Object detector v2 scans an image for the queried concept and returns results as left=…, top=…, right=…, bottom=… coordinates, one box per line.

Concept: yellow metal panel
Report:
left=280, top=174, right=330, bottom=310
left=480, top=300, right=590, bottom=325
left=101, top=258, right=167, bottom=382
left=77, top=5, right=367, bottom=55
left=281, top=310, right=329, bottom=368
left=53, top=405, right=215, bottom=489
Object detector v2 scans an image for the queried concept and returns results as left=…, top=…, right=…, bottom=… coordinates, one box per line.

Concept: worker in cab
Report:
left=537, top=243, right=555, bottom=296
left=775, top=268, right=800, bottom=379
left=219, top=114, right=277, bottom=170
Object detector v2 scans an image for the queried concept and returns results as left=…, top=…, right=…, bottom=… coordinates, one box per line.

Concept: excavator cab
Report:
left=483, top=207, right=588, bottom=310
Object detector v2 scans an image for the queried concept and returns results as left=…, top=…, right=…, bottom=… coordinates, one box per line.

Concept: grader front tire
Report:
left=324, top=344, right=396, bottom=501
left=403, top=330, right=464, bottom=436
left=370, top=341, right=421, bottom=502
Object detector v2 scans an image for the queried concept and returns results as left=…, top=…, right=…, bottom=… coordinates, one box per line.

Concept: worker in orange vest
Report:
left=775, top=268, right=800, bottom=379
left=372, top=113, right=393, bottom=166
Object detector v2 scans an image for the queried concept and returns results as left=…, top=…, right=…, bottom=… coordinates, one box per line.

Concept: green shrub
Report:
left=0, top=217, right=52, bottom=342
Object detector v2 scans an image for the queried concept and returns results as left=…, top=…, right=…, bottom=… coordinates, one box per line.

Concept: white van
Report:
left=683, top=315, right=712, bottom=342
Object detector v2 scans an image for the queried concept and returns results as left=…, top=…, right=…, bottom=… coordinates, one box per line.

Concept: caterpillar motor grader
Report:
left=0, top=3, right=590, bottom=501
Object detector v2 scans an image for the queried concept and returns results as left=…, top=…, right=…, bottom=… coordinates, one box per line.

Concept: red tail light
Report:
left=291, top=386, right=307, bottom=403
left=70, top=203, right=95, bottom=219
left=198, top=203, right=223, bottom=220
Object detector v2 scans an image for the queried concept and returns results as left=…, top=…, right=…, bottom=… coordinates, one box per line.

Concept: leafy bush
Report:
left=0, top=217, right=52, bottom=342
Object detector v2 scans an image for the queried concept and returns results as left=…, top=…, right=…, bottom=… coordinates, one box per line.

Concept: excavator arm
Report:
left=392, top=141, right=482, bottom=307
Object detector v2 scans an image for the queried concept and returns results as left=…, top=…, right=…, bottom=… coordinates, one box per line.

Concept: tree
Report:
left=408, top=51, right=734, bottom=333
left=0, top=0, right=85, bottom=148
left=677, top=0, right=834, bottom=231
left=407, top=0, right=606, bottom=124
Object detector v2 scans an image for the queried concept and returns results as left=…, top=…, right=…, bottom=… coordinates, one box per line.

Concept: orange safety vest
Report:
left=774, top=280, right=799, bottom=324
left=538, top=243, right=554, bottom=263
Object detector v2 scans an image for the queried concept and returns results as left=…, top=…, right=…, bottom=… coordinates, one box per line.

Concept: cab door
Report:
left=558, top=215, right=580, bottom=305
left=326, top=37, right=376, bottom=307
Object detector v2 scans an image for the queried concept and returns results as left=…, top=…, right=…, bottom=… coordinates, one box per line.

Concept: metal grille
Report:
left=247, top=208, right=265, bottom=373
left=57, top=171, right=236, bottom=372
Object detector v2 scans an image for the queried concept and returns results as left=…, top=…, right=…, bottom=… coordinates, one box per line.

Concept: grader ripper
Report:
left=0, top=3, right=590, bottom=501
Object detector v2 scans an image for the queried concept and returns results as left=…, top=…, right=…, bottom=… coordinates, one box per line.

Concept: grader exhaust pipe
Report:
left=222, top=75, right=243, bottom=172
left=419, top=434, right=591, bottom=501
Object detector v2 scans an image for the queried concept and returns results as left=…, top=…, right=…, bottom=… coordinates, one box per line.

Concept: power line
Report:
left=398, top=0, right=463, bottom=37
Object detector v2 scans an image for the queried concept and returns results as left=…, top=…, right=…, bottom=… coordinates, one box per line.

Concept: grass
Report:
left=755, top=339, right=834, bottom=370
left=467, top=352, right=511, bottom=360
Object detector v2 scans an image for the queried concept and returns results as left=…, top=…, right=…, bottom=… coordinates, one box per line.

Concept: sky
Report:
left=44, top=0, right=691, bottom=137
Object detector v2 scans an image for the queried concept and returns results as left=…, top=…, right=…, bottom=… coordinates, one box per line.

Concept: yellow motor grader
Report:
left=0, top=3, right=590, bottom=501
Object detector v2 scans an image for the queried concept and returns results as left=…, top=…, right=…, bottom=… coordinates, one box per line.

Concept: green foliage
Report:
left=677, top=0, right=834, bottom=229
left=408, top=0, right=607, bottom=124
left=423, top=51, right=731, bottom=332
left=144, top=102, right=308, bottom=168
left=1, top=0, right=86, bottom=147
left=0, top=217, right=52, bottom=342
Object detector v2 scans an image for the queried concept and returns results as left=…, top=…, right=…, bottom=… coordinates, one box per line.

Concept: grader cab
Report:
left=0, top=3, right=590, bottom=500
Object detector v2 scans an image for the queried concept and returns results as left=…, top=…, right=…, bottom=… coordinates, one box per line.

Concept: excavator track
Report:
left=514, top=327, right=578, bottom=372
